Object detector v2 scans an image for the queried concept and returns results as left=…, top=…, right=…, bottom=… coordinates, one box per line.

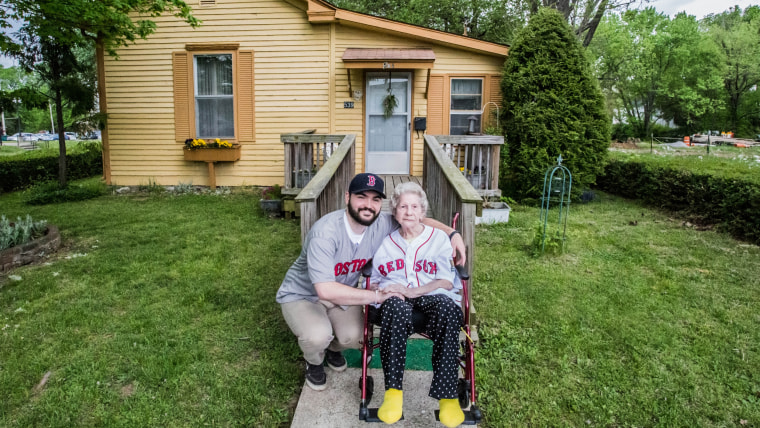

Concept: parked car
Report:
left=79, top=130, right=101, bottom=140
left=38, top=133, right=58, bottom=141
left=64, top=132, right=77, bottom=140
left=7, top=132, right=39, bottom=142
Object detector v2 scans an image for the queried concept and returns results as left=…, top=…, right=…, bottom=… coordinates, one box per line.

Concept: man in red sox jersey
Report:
left=276, top=174, right=466, bottom=392
left=369, top=182, right=465, bottom=427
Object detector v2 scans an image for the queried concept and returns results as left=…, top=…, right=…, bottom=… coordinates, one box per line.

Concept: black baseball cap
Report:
left=348, top=173, right=386, bottom=198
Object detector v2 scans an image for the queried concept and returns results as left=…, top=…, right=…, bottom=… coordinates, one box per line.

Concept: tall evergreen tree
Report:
left=500, top=7, right=609, bottom=201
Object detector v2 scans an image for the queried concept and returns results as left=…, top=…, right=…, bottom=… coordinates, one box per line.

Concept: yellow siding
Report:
left=105, top=0, right=504, bottom=186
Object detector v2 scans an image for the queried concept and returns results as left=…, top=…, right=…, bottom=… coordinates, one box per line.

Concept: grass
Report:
left=1, top=178, right=759, bottom=427
left=0, top=139, right=91, bottom=158
left=610, top=144, right=760, bottom=184
left=0, top=146, right=26, bottom=157
left=1, top=178, right=302, bottom=427
left=475, top=194, right=760, bottom=426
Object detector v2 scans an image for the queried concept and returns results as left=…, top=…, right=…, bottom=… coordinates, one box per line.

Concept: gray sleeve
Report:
left=377, top=212, right=398, bottom=236
left=307, top=234, right=338, bottom=284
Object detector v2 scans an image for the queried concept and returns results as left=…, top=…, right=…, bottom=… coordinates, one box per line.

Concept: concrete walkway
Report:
left=291, top=367, right=476, bottom=428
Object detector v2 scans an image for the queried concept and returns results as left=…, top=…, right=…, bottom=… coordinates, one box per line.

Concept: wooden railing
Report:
left=434, top=135, right=504, bottom=197
left=281, top=132, right=345, bottom=190
left=294, top=134, right=356, bottom=242
left=423, top=135, right=483, bottom=280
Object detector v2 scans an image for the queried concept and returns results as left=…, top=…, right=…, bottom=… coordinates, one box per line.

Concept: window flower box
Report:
left=182, top=139, right=241, bottom=189
left=183, top=139, right=241, bottom=162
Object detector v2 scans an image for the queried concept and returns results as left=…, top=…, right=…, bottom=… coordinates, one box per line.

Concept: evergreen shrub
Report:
left=500, top=8, right=610, bottom=201
left=597, top=159, right=760, bottom=245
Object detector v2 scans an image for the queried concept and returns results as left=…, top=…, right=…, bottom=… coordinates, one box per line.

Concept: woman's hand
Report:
left=381, top=284, right=425, bottom=299
left=381, top=283, right=409, bottom=296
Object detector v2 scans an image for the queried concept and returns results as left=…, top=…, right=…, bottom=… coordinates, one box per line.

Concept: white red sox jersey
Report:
left=276, top=209, right=397, bottom=305
left=370, top=225, right=461, bottom=307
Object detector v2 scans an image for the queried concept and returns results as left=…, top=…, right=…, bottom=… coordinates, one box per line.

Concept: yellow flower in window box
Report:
left=183, top=138, right=241, bottom=162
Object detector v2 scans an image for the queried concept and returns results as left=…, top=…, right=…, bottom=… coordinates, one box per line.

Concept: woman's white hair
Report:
left=389, top=181, right=428, bottom=215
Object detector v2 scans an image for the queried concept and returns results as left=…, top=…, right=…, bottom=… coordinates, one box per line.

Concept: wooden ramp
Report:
left=380, top=175, right=421, bottom=212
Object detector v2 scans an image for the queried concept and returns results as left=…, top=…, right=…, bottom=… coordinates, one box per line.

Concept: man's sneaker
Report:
left=305, top=361, right=327, bottom=391
left=325, top=349, right=347, bottom=372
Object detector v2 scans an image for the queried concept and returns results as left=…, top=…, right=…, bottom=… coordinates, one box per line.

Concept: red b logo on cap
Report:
left=368, top=175, right=375, bottom=186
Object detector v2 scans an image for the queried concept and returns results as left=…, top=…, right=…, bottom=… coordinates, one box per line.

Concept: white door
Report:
left=365, top=71, right=411, bottom=174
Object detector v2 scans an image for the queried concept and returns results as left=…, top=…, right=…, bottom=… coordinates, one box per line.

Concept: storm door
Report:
left=365, top=71, right=411, bottom=174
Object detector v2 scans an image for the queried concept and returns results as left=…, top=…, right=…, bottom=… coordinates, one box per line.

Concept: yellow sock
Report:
left=439, top=398, right=464, bottom=427
left=377, top=388, right=403, bottom=424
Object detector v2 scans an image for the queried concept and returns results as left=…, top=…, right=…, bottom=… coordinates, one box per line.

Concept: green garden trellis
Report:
left=539, top=155, right=572, bottom=254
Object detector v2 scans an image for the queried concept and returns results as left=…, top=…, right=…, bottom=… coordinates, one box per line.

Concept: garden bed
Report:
left=0, top=225, right=60, bottom=273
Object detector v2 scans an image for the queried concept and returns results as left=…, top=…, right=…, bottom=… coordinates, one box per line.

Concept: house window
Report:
left=450, top=78, right=483, bottom=135
left=194, top=54, right=234, bottom=138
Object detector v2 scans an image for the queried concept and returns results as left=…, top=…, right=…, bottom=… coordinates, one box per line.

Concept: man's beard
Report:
left=347, top=202, right=379, bottom=226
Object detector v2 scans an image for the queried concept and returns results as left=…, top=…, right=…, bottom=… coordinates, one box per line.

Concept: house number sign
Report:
left=344, top=101, right=354, bottom=108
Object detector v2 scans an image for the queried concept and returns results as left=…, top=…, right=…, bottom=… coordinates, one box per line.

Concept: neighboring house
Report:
left=101, top=0, right=508, bottom=187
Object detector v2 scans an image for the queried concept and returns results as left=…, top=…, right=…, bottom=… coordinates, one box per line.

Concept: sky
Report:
left=0, top=1, right=756, bottom=68
left=650, top=0, right=756, bottom=18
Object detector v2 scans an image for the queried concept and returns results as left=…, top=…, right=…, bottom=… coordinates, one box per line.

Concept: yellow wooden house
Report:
left=101, top=0, right=509, bottom=187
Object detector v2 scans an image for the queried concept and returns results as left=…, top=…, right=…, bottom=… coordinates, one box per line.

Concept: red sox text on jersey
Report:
left=334, top=258, right=368, bottom=276
left=376, top=259, right=438, bottom=277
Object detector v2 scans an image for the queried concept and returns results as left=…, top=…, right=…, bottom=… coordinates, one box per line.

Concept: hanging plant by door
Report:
left=382, top=72, right=398, bottom=119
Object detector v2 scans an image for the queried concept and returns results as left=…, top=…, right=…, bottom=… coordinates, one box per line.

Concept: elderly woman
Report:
left=370, top=182, right=465, bottom=427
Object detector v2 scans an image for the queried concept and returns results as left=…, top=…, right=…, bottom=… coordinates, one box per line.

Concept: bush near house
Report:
left=0, top=141, right=103, bottom=193
left=597, top=158, right=760, bottom=245
left=500, top=8, right=610, bottom=201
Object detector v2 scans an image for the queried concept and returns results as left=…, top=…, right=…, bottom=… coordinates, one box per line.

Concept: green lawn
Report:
left=611, top=144, right=760, bottom=184
left=0, top=139, right=92, bottom=158
left=1, top=179, right=759, bottom=427
left=0, top=145, right=27, bottom=157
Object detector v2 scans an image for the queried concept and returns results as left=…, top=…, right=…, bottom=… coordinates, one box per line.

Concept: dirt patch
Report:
left=120, top=383, right=136, bottom=398
left=610, top=140, right=640, bottom=149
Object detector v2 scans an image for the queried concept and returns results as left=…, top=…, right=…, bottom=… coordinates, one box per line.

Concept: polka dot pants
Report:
left=378, top=295, right=464, bottom=399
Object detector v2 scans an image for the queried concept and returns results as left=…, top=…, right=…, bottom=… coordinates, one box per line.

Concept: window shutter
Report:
left=173, top=52, right=192, bottom=143
left=427, top=75, right=444, bottom=135
left=237, top=50, right=255, bottom=142
left=487, top=74, right=502, bottom=128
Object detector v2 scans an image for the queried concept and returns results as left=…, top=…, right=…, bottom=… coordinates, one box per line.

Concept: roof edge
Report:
left=305, top=0, right=509, bottom=57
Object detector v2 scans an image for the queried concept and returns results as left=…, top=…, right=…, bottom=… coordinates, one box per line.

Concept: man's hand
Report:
left=378, top=286, right=406, bottom=302
left=381, top=283, right=409, bottom=299
left=451, top=232, right=466, bottom=265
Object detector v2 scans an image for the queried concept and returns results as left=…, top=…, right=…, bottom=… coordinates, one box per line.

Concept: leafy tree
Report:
left=0, top=66, right=47, bottom=137
left=500, top=8, right=609, bottom=201
left=527, top=0, right=647, bottom=47
left=1, top=0, right=199, bottom=186
left=655, top=13, right=725, bottom=133
left=705, top=6, right=760, bottom=136
left=590, top=10, right=725, bottom=137
left=13, top=27, right=95, bottom=187
left=331, top=0, right=528, bottom=44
